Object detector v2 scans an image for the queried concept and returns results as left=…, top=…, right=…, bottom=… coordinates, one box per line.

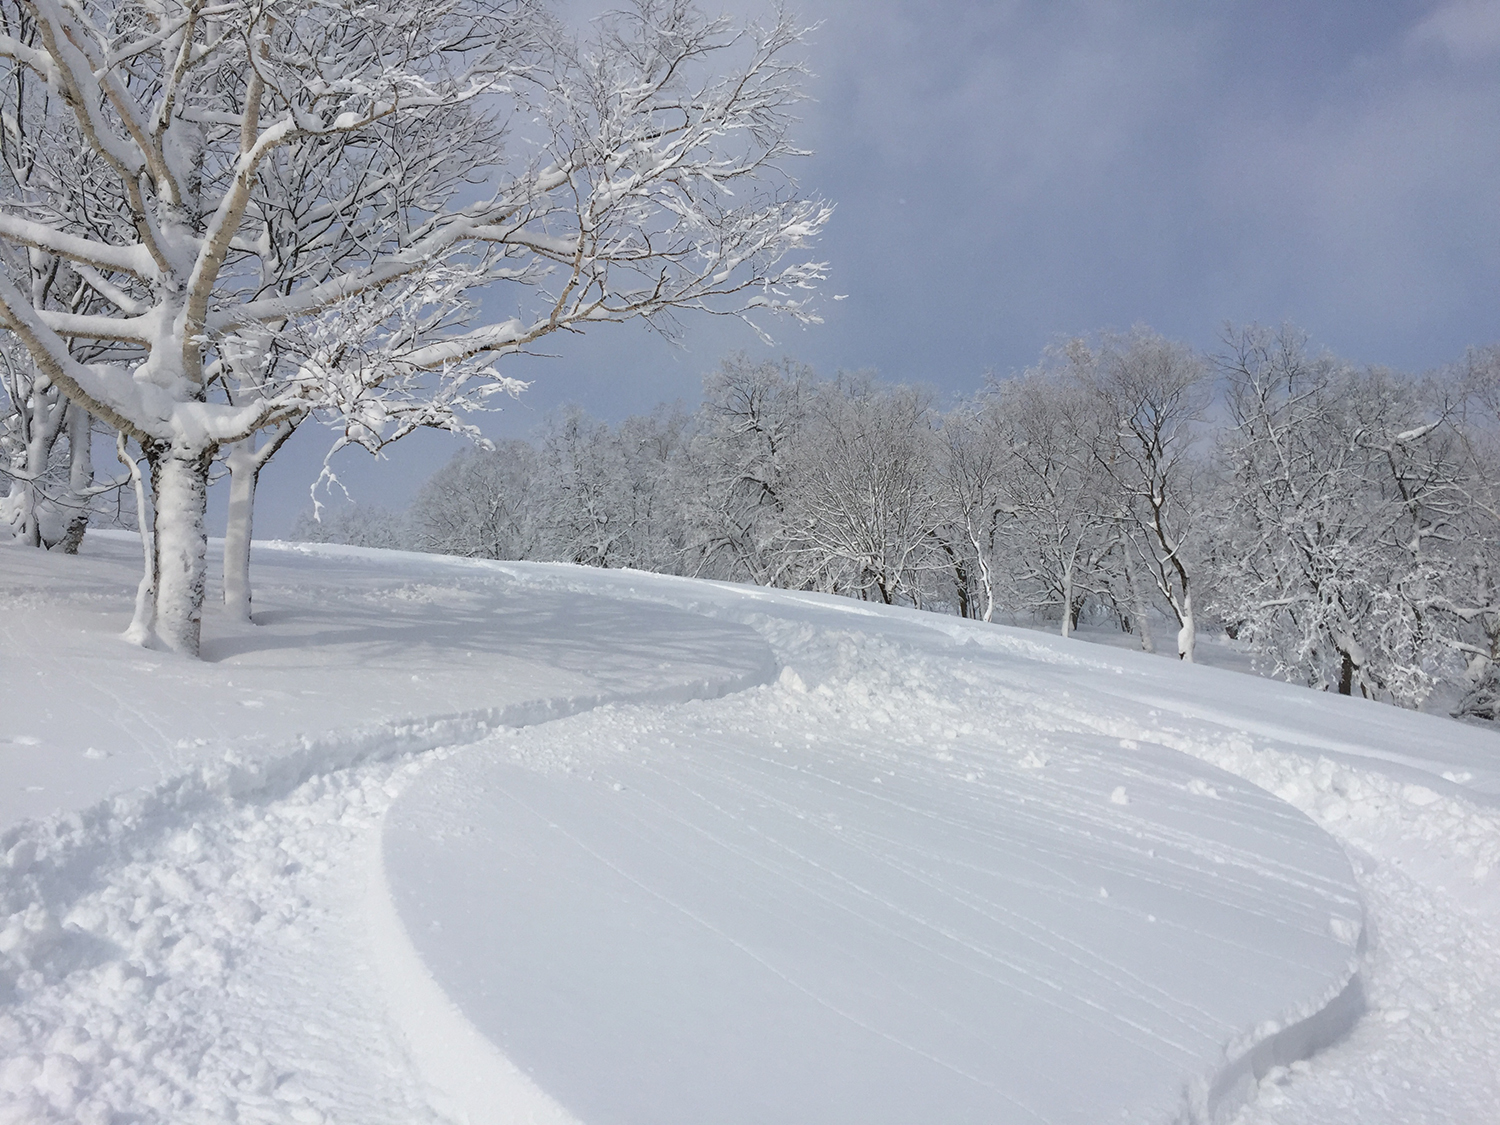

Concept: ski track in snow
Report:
left=1, top=548, right=1498, bottom=1122
left=0, top=755, right=449, bottom=1125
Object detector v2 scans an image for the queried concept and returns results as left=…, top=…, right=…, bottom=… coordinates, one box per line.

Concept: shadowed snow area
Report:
left=0, top=532, right=777, bottom=829
left=1, top=538, right=1498, bottom=1123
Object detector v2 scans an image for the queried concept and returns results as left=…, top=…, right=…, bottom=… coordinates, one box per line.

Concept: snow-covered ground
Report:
left=2, top=533, right=1498, bottom=1123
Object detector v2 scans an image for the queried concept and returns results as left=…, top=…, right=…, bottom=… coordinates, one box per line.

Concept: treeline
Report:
left=297, top=325, right=1500, bottom=720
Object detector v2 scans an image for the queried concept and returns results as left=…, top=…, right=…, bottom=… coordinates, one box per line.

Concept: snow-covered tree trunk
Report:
left=222, top=441, right=259, bottom=623
left=1176, top=587, right=1196, bottom=666
left=1073, top=330, right=1208, bottom=662
left=55, top=402, right=92, bottom=554
left=222, top=423, right=293, bottom=621
left=1059, top=566, right=1075, bottom=638
left=150, top=447, right=213, bottom=657
left=970, top=527, right=997, bottom=623
left=15, top=389, right=44, bottom=547
left=1121, top=545, right=1155, bottom=653
left=117, top=433, right=156, bottom=646
left=12, top=378, right=66, bottom=547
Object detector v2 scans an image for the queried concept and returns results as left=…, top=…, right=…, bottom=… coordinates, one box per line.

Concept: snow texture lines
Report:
left=382, top=621, right=1365, bottom=1125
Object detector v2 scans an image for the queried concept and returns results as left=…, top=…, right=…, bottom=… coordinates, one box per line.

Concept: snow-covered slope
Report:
left=0, top=533, right=776, bottom=829
left=1, top=535, right=1498, bottom=1124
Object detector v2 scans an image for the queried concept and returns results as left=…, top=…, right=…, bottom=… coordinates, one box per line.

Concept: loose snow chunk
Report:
left=1401, top=784, right=1441, bottom=807
left=777, top=666, right=808, bottom=693
left=1110, top=786, right=1130, bottom=805
left=1186, top=778, right=1219, bottom=799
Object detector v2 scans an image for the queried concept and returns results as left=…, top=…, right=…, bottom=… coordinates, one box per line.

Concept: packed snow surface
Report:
left=2, top=533, right=1499, bottom=1123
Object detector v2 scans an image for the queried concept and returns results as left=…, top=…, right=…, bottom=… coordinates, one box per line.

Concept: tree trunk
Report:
left=151, top=445, right=213, bottom=656
left=1337, top=649, right=1355, bottom=696
left=223, top=439, right=259, bottom=621
left=115, top=433, right=157, bottom=645
left=1122, top=548, right=1154, bottom=654
left=1176, top=586, right=1195, bottom=662
left=18, top=393, right=45, bottom=547
left=1060, top=571, right=1073, bottom=638
left=57, top=403, right=93, bottom=554
left=977, top=552, right=995, bottom=624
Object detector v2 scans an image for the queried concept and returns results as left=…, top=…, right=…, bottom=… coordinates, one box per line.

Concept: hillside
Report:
left=2, top=533, right=1498, bottom=1123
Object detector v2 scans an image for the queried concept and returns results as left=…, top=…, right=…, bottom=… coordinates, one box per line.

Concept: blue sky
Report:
left=246, top=0, right=1500, bottom=534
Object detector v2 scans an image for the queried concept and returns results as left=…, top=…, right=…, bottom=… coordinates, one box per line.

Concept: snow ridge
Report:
left=1189, top=964, right=1366, bottom=1124
left=380, top=599, right=1368, bottom=1125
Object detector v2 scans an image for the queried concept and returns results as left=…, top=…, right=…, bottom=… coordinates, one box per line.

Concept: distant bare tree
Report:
left=790, top=375, right=941, bottom=604
left=1076, top=330, right=1210, bottom=660
left=689, top=355, right=813, bottom=585
left=413, top=442, right=545, bottom=561
left=986, top=369, right=1117, bottom=636
left=933, top=400, right=1009, bottom=620
left=1208, top=324, right=1466, bottom=706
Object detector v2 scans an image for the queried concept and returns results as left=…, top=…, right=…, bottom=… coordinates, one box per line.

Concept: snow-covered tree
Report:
left=931, top=399, right=1008, bottom=621
left=288, top=502, right=412, bottom=551
left=789, top=374, right=940, bottom=604
left=0, top=41, right=109, bottom=552
left=1207, top=325, right=1467, bottom=706
left=535, top=404, right=692, bottom=570
left=1210, top=326, right=1379, bottom=693
left=985, top=368, right=1117, bottom=636
left=1076, top=330, right=1209, bottom=660
left=1, top=341, right=88, bottom=547
left=412, top=441, right=544, bottom=561
left=688, top=354, right=812, bottom=585
left=1441, top=344, right=1500, bottom=719
left=0, top=0, right=829, bottom=654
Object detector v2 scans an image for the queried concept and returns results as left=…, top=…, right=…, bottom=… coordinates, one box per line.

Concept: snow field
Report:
left=0, top=532, right=778, bottom=828
left=1204, top=753, right=1500, bottom=1124
left=4, top=540, right=1500, bottom=1122
left=383, top=617, right=1365, bottom=1124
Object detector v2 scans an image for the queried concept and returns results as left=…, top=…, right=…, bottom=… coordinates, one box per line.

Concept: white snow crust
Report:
left=1, top=534, right=1498, bottom=1123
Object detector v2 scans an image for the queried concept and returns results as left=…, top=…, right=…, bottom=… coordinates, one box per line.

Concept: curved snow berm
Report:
left=379, top=572, right=1368, bottom=1125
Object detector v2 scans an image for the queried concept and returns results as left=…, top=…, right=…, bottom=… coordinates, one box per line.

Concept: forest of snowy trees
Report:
left=295, top=326, right=1500, bottom=722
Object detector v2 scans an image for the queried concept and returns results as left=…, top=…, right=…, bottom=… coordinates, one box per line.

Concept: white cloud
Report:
left=1409, top=0, right=1500, bottom=61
